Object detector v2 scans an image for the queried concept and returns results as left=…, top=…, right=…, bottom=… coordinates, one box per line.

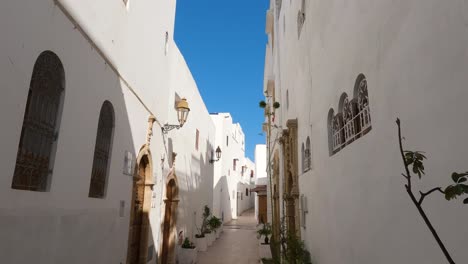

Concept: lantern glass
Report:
left=215, top=146, right=222, bottom=159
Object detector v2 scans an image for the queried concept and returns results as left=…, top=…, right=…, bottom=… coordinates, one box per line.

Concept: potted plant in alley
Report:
left=204, top=229, right=214, bottom=247
left=257, top=223, right=272, bottom=244
left=194, top=232, right=207, bottom=252
left=208, top=216, right=222, bottom=239
left=178, top=237, right=198, bottom=264
left=194, top=205, right=211, bottom=251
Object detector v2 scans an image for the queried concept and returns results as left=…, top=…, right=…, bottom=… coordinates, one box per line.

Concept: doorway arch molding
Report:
left=159, top=160, right=180, bottom=264
left=126, top=144, right=154, bottom=264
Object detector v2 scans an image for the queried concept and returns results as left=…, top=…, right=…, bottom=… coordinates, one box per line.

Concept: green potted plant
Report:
left=208, top=216, right=222, bottom=239
left=257, top=223, right=272, bottom=244
left=178, top=237, right=197, bottom=264
left=194, top=205, right=211, bottom=251
left=194, top=232, right=207, bottom=252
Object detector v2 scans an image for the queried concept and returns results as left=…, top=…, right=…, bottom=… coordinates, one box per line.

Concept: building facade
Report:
left=0, top=0, right=215, bottom=263
left=211, top=113, right=255, bottom=223
left=263, top=0, right=468, bottom=263
left=254, top=144, right=268, bottom=224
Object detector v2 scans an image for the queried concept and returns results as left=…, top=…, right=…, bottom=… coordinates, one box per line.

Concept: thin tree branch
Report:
left=396, top=118, right=412, bottom=190
left=396, top=118, right=455, bottom=264
left=419, top=187, right=445, bottom=205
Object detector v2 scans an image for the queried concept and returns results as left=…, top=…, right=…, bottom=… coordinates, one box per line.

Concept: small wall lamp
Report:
left=162, top=98, right=190, bottom=134
left=210, top=146, right=222, bottom=164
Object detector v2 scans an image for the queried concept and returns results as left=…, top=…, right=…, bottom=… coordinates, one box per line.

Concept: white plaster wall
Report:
left=166, top=45, right=215, bottom=243
left=0, top=0, right=215, bottom=263
left=266, top=0, right=468, bottom=263
left=255, top=145, right=267, bottom=222
left=211, top=113, right=254, bottom=221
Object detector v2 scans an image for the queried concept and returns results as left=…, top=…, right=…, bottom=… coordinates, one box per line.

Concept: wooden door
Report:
left=258, top=195, right=267, bottom=223
left=127, top=157, right=148, bottom=264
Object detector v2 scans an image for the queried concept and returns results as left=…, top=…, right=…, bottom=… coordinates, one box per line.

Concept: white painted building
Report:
left=263, top=0, right=468, bottom=263
left=254, top=144, right=268, bottom=223
left=0, top=1, right=215, bottom=263
left=210, top=113, right=254, bottom=222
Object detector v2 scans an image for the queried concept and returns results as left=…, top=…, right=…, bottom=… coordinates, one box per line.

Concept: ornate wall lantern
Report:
left=162, top=98, right=190, bottom=134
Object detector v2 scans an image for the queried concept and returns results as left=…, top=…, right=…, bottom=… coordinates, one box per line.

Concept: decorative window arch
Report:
left=88, top=101, right=115, bottom=198
left=354, top=74, right=372, bottom=134
left=11, top=51, right=65, bottom=191
left=328, top=74, right=372, bottom=156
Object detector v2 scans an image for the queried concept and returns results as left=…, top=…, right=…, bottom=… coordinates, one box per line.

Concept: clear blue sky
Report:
left=174, top=0, right=269, bottom=160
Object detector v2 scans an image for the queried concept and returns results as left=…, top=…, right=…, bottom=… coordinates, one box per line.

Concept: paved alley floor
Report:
left=197, top=208, right=259, bottom=264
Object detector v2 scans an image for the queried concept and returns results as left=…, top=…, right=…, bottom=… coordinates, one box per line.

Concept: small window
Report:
left=226, top=135, right=229, bottom=146
left=250, top=170, right=254, bottom=178
left=246, top=188, right=249, bottom=196
left=164, top=32, right=169, bottom=55
left=233, top=159, right=237, bottom=171
left=297, top=0, right=306, bottom=37
left=304, top=137, right=311, bottom=171
left=301, top=143, right=305, bottom=173
left=195, top=129, right=199, bottom=151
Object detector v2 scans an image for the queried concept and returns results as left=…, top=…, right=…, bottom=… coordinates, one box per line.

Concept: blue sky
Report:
left=174, top=0, right=269, bottom=160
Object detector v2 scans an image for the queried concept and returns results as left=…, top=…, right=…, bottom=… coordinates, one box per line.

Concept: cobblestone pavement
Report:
left=197, top=208, right=259, bottom=264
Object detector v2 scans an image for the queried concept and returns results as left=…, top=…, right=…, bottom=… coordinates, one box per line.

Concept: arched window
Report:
left=328, top=74, right=372, bottom=156
left=354, top=74, right=372, bottom=135
left=305, top=136, right=311, bottom=171
left=11, top=51, right=65, bottom=191
left=88, top=101, right=115, bottom=198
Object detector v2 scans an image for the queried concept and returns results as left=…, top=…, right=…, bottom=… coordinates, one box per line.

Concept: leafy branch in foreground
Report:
left=396, top=118, right=468, bottom=264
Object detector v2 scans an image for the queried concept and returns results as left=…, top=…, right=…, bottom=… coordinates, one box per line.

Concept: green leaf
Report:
left=452, top=172, right=460, bottom=183
left=460, top=184, right=468, bottom=193
left=458, top=177, right=467, bottom=183
left=445, top=186, right=456, bottom=200
left=464, top=198, right=468, bottom=204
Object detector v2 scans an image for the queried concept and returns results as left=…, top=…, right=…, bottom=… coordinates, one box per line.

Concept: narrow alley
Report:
left=197, top=209, right=259, bottom=264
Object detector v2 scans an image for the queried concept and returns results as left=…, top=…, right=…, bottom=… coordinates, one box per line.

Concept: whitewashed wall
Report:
left=0, top=0, right=214, bottom=263
left=265, top=0, right=468, bottom=263
left=211, top=113, right=254, bottom=222
left=255, top=145, right=267, bottom=222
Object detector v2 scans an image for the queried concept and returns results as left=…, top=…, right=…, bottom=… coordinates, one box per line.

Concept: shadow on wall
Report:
left=213, top=175, right=232, bottom=223
left=1, top=48, right=146, bottom=264
left=157, top=135, right=215, bottom=262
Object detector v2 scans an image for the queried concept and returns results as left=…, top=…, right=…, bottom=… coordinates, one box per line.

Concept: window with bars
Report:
left=329, top=74, right=372, bottom=155
left=11, top=51, right=65, bottom=191
left=88, top=101, right=115, bottom=198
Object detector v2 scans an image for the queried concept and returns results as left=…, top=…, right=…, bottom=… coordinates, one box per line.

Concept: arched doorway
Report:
left=161, top=176, right=179, bottom=264
left=127, top=148, right=153, bottom=264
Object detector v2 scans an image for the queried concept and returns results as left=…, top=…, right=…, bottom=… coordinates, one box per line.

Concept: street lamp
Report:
left=162, top=98, right=190, bottom=134
left=210, top=146, right=222, bottom=163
